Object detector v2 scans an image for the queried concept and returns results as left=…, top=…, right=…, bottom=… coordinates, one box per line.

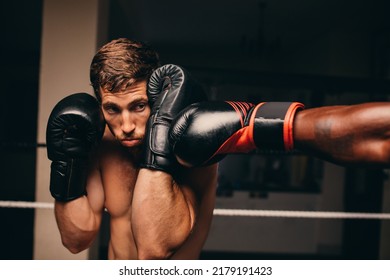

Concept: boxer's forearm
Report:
left=294, top=103, right=390, bottom=166
left=131, top=169, right=196, bottom=260
left=54, top=197, right=101, bottom=254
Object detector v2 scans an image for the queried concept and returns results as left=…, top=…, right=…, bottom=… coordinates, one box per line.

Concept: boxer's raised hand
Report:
left=140, top=64, right=207, bottom=173
left=46, top=93, right=105, bottom=201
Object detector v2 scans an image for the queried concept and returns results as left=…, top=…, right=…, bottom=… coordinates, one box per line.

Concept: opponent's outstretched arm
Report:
left=170, top=101, right=390, bottom=168
left=294, top=102, right=390, bottom=167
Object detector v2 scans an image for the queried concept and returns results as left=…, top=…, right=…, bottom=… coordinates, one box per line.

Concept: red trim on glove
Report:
left=215, top=127, right=257, bottom=154
left=283, top=102, right=305, bottom=151
left=211, top=101, right=258, bottom=156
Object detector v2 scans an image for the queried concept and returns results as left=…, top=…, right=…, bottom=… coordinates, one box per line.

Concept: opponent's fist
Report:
left=169, top=101, right=304, bottom=167
left=140, top=64, right=207, bottom=173
left=46, top=93, right=105, bottom=201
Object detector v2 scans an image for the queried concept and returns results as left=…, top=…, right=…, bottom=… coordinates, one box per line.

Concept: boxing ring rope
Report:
left=0, top=201, right=54, bottom=210
left=213, top=208, right=390, bottom=219
left=1, top=200, right=390, bottom=220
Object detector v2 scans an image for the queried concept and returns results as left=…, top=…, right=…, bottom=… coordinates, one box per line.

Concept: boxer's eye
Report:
left=103, top=104, right=119, bottom=115
left=133, top=102, right=147, bottom=112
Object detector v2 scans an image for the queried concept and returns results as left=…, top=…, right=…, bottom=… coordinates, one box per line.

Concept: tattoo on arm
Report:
left=314, top=119, right=355, bottom=159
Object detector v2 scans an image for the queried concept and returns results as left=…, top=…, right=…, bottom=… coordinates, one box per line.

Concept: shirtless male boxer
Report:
left=46, top=38, right=217, bottom=260
left=46, top=38, right=390, bottom=260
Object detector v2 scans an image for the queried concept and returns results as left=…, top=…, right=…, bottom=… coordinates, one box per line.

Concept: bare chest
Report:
left=99, top=147, right=139, bottom=217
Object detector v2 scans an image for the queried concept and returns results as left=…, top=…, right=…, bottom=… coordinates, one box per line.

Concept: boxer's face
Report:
left=100, top=80, right=150, bottom=149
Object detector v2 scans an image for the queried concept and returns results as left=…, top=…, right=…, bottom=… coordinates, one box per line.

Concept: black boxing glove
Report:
left=169, top=101, right=304, bottom=167
left=140, top=64, right=207, bottom=173
left=46, top=93, right=105, bottom=201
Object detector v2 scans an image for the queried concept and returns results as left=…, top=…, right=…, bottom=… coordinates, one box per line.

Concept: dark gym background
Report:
left=1, top=0, right=390, bottom=260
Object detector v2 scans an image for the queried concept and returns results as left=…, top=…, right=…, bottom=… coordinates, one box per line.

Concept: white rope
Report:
left=213, top=208, right=390, bottom=220
left=1, top=200, right=390, bottom=220
left=0, top=201, right=54, bottom=209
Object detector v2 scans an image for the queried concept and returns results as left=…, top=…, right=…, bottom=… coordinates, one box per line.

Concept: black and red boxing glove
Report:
left=46, top=93, right=105, bottom=201
left=140, top=64, right=207, bottom=173
left=169, top=101, right=304, bottom=167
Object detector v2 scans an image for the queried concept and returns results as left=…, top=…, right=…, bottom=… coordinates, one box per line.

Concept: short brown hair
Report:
left=90, top=38, right=160, bottom=102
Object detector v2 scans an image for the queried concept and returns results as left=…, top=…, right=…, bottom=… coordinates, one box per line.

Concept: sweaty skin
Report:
left=54, top=80, right=218, bottom=259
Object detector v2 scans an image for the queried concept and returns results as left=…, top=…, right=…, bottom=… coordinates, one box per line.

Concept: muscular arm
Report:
left=131, top=164, right=218, bottom=259
left=54, top=161, right=105, bottom=254
left=294, top=102, right=390, bottom=167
